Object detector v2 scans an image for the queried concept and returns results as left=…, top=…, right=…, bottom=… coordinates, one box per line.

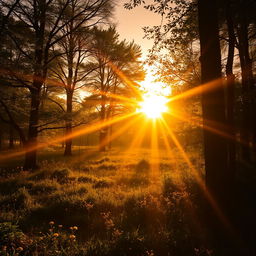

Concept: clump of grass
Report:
left=51, top=168, right=72, bottom=183
left=0, top=178, right=32, bottom=195
left=92, top=157, right=111, bottom=165
left=0, top=187, right=33, bottom=211
left=136, top=159, right=150, bottom=173
left=29, top=179, right=59, bottom=195
left=78, top=175, right=96, bottom=183
left=28, top=169, right=52, bottom=181
left=93, top=178, right=114, bottom=189
left=28, top=168, right=73, bottom=184
left=162, top=176, right=181, bottom=196
left=97, top=163, right=117, bottom=171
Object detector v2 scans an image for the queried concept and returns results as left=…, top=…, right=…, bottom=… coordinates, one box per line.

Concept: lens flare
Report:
left=138, top=95, right=168, bottom=119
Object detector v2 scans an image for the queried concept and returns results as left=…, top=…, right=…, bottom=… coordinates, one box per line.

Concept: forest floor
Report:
left=0, top=146, right=219, bottom=256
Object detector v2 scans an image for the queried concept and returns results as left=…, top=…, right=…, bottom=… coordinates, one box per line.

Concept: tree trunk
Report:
left=0, top=128, right=2, bottom=150
left=64, top=91, right=73, bottom=156
left=23, top=0, right=46, bottom=170
left=99, top=95, right=107, bottom=152
left=198, top=0, right=229, bottom=199
left=237, top=4, right=254, bottom=164
left=225, top=1, right=236, bottom=180
left=24, top=88, right=41, bottom=170
left=9, top=125, right=14, bottom=149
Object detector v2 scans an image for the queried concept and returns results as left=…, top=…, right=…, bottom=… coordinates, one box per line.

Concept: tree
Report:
left=2, top=0, right=113, bottom=169
left=198, top=0, right=231, bottom=200
left=90, top=27, right=144, bottom=151
left=50, top=0, right=113, bottom=156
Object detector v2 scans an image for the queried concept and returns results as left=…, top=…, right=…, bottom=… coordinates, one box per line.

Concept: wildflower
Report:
left=73, top=226, right=78, bottom=231
left=85, top=202, right=94, bottom=210
left=58, top=225, right=63, bottom=228
left=69, top=235, right=76, bottom=240
left=49, top=221, right=54, bottom=225
left=69, top=226, right=73, bottom=230
left=145, top=250, right=154, bottom=256
left=112, top=228, right=123, bottom=238
left=53, top=233, right=59, bottom=237
left=16, top=247, right=23, bottom=252
left=49, top=229, right=53, bottom=232
left=1, top=246, right=7, bottom=251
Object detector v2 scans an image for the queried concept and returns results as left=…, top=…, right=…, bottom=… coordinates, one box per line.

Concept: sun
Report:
left=138, top=95, right=168, bottom=119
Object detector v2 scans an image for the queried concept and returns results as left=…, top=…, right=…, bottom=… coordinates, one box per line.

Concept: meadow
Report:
left=0, top=146, right=215, bottom=256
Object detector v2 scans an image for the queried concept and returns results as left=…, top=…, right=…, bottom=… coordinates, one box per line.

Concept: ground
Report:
left=0, top=146, right=213, bottom=256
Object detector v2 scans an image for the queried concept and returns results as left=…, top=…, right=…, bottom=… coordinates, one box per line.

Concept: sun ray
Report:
left=168, top=78, right=223, bottom=103
left=125, top=115, right=149, bottom=152
left=0, top=68, right=137, bottom=108
left=167, top=109, right=250, bottom=147
left=150, top=119, right=160, bottom=174
left=138, top=95, right=168, bottom=119
left=98, top=114, right=142, bottom=151
left=107, top=61, right=142, bottom=97
left=0, top=112, right=138, bottom=162
left=160, top=118, right=233, bottom=230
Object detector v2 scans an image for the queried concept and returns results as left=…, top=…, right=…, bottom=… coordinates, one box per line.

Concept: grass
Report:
left=0, top=147, right=212, bottom=256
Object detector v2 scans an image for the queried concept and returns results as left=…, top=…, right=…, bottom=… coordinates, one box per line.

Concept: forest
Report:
left=0, top=0, right=256, bottom=255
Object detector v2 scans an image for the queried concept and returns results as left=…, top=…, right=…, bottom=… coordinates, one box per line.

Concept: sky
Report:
left=114, top=0, right=162, bottom=59
left=114, top=1, right=172, bottom=96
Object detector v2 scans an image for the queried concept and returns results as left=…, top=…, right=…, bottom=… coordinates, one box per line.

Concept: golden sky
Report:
left=114, top=0, right=162, bottom=59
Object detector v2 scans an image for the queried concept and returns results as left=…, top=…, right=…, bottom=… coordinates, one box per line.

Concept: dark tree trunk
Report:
left=9, top=125, right=14, bottom=149
left=23, top=0, right=46, bottom=170
left=225, top=1, right=236, bottom=179
left=99, top=95, right=107, bottom=152
left=64, top=91, right=73, bottom=156
left=236, top=2, right=254, bottom=164
left=24, top=88, right=41, bottom=170
left=0, top=128, right=2, bottom=150
left=198, top=0, right=229, bottom=199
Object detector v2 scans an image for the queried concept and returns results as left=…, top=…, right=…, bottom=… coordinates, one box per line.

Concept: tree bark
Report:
left=23, top=0, right=46, bottom=170
left=198, top=0, right=229, bottom=199
left=24, top=88, right=41, bottom=169
left=236, top=2, right=254, bottom=164
left=0, top=127, right=2, bottom=150
left=64, top=91, right=73, bottom=156
left=225, top=1, right=236, bottom=180
left=99, top=95, right=107, bottom=152
left=9, top=125, right=14, bottom=149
